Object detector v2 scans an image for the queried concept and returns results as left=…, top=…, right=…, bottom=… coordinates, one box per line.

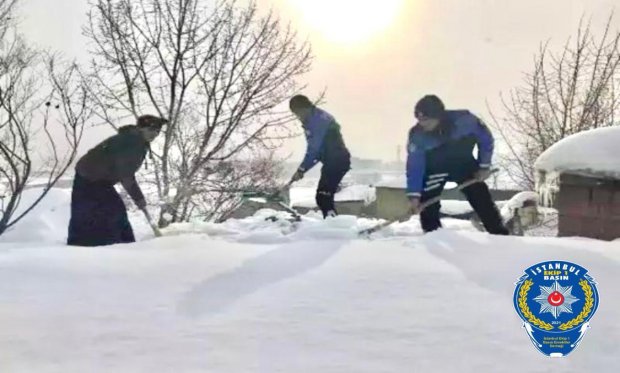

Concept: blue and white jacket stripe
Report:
left=406, top=110, right=494, bottom=197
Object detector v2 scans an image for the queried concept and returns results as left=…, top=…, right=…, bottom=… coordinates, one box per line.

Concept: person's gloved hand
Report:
left=290, top=170, right=305, bottom=183
left=409, top=197, right=421, bottom=215
left=135, top=199, right=147, bottom=210
left=474, top=168, right=492, bottom=181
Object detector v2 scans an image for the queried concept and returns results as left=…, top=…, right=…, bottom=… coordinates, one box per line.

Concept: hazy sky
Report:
left=16, top=0, right=619, bottom=161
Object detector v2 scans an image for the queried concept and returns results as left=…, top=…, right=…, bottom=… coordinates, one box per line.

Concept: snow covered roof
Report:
left=291, top=185, right=376, bottom=208
left=535, top=126, right=620, bottom=179
left=376, top=176, right=463, bottom=190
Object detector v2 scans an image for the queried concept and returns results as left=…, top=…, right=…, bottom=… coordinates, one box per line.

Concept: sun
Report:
left=289, top=0, right=404, bottom=44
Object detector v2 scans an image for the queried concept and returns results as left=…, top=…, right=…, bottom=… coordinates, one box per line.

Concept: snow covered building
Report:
left=291, top=185, right=377, bottom=217
left=228, top=184, right=377, bottom=220
left=374, top=176, right=520, bottom=221
left=535, top=126, right=620, bottom=240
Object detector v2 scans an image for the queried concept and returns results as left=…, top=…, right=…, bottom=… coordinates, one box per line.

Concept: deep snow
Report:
left=535, top=126, right=620, bottom=179
left=1, top=188, right=619, bottom=372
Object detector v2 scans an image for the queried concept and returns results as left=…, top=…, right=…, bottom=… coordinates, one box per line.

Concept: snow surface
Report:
left=0, top=188, right=73, bottom=243
left=1, top=188, right=620, bottom=372
left=25, top=176, right=73, bottom=186
left=500, top=191, right=538, bottom=222
left=440, top=200, right=476, bottom=215
left=535, top=126, right=620, bottom=178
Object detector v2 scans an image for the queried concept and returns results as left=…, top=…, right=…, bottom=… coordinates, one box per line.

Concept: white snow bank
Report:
left=440, top=200, right=475, bottom=215
left=0, top=188, right=72, bottom=244
left=500, top=191, right=538, bottom=222
left=1, top=228, right=619, bottom=372
left=0, top=187, right=487, bottom=246
left=535, top=126, right=620, bottom=178
left=0, top=186, right=535, bottom=247
left=0, top=187, right=155, bottom=244
left=166, top=209, right=387, bottom=242
left=163, top=208, right=486, bottom=242
left=0, top=186, right=433, bottom=245
left=25, top=176, right=73, bottom=186
left=289, top=187, right=315, bottom=206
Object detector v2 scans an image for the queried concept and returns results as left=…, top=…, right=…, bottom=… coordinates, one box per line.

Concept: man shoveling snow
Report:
left=67, top=115, right=167, bottom=246
left=287, top=95, right=352, bottom=219
left=405, top=95, right=509, bottom=235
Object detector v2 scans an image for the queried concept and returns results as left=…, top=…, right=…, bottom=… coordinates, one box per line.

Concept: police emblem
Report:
left=513, top=261, right=599, bottom=357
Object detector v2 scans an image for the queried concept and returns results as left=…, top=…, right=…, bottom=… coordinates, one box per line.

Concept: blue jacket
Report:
left=406, top=110, right=494, bottom=197
left=299, top=107, right=349, bottom=172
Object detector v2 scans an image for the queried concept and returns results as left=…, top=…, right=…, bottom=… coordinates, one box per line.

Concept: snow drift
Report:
left=535, top=126, right=620, bottom=179
left=0, top=186, right=619, bottom=372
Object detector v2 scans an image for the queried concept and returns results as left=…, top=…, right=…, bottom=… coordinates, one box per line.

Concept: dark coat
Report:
left=299, top=107, right=350, bottom=172
left=405, top=110, right=494, bottom=197
left=75, top=125, right=148, bottom=206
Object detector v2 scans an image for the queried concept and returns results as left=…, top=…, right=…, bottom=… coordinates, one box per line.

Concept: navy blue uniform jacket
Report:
left=406, top=110, right=494, bottom=197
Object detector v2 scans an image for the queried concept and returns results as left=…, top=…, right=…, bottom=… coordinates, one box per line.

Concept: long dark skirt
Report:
left=67, top=174, right=135, bottom=246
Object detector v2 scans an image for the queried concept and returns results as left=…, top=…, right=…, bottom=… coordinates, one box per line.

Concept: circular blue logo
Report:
left=513, top=261, right=599, bottom=357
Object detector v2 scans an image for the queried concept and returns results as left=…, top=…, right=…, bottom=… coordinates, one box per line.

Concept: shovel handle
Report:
left=360, top=169, right=499, bottom=235
left=415, top=169, right=498, bottom=214
left=141, top=208, right=163, bottom=237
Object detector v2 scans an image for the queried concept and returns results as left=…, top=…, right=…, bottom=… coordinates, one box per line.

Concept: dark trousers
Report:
left=67, top=174, right=135, bottom=246
left=419, top=164, right=509, bottom=235
left=316, top=160, right=350, bottom=218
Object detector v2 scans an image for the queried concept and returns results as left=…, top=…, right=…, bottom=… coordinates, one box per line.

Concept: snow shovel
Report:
left=141, top=207, right=163, bottom=237
left=359, top=169, right=498, bottom=236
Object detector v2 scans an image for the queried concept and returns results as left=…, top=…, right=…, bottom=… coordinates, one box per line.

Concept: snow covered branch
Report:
left=490, top=14, right=620, bottom=189
left=84, top=0, right=312, bottom=226
left=0, top=4, right=94, bottom=235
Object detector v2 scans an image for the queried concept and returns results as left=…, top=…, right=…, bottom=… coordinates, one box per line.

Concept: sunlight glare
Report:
left=289, top=0, right=404, bottom=44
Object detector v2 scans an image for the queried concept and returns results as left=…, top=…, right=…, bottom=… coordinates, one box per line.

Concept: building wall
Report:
left=227, top=189, right=292, bottom=220
left=294, top=200, right=375, bottom=217
left=229, top=186, right=519, bottom=223
left=374, top=187, right=410, bottom=221
left=374, top=186, right=520, bottom=221
left=228, top=200, right=288, bottom=220
left=557, top=173, right=620, bottom=241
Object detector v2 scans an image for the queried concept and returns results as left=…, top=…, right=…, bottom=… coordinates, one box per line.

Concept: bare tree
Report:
left=0, top=1, right=93, bottom=235
left=84, top=0, right=312, bottom=226
left=0, top=0, right=17, bottom=38
left=188, top=151, right=285, bottom=223
left=490, top=15, right=620, bottom=189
